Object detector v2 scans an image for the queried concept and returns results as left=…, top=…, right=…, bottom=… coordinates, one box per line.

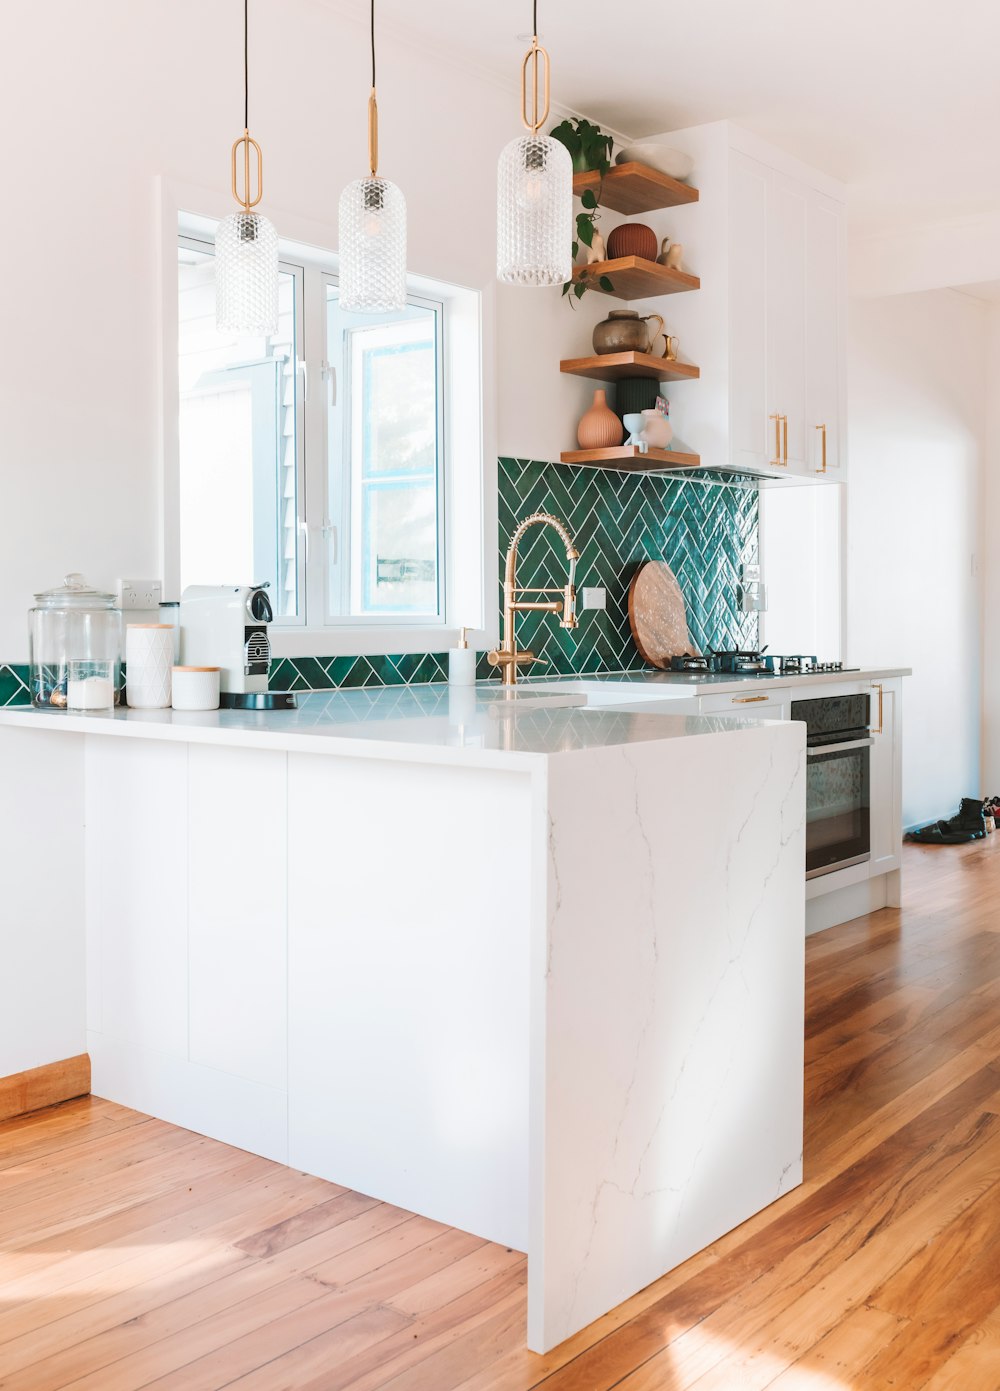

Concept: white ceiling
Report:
left=325, top=0, right=1000, bottom=239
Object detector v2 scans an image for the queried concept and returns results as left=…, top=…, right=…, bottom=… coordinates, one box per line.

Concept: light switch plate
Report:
left=119, top=579, right=163, bottom=611
left=581, top=587, right=607, bottom=611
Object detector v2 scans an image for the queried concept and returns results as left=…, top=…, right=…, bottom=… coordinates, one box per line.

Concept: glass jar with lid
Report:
left=29, top=574, right=123, bottom=710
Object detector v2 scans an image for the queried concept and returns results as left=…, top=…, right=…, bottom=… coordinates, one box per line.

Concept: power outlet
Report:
left=581, top=587, right=607, bottom=612
left=119, top=579, right=163, bottom=611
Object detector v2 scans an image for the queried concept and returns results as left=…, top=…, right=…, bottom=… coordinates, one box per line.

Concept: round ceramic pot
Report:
left=606, top=222, right=658, bottom=261
left=615, top=377, right=660, bottom=424
left=592, top=310, right=664, bottom=356
left=577, top=389, right=624, bottom=449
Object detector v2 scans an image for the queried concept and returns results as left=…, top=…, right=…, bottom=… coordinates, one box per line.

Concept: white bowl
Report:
left=615, top=144, right=694, bottom=182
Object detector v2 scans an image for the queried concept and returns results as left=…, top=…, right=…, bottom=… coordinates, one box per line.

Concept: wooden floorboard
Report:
left=3, top=840, right=1000, bottom=1388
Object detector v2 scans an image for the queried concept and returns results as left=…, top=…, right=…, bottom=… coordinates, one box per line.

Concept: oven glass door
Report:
left=805, top=738, right=871, bottom=879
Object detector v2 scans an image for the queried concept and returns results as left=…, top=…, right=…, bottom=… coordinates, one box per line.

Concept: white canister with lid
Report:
left=126, top=625, right=174, bottom=709
left=171, top=666, right=220, bottom=711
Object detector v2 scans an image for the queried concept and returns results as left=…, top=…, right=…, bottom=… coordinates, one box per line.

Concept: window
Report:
left=325, top=284, right=444, bottom=622
left=175, top=232, right=453, bottom=641
left=178, top=241, right=303, bottom=617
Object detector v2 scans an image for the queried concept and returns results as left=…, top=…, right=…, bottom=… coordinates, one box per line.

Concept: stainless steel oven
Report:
left=790, top=693, right=872, bottom=879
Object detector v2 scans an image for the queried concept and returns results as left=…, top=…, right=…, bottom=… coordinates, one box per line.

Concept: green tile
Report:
left=0, top=664, right=30, bottom=707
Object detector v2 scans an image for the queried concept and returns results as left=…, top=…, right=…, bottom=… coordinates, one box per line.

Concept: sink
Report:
left=524, top=677, right=697, bottom=707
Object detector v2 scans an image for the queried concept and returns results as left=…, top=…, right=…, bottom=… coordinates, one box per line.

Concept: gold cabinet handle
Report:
left=871, top=681, right=883, bottom=734
left=781, top=414, right=788, bottom=465
left=733, top=694, right=770, bottom=704
left=768, top=413, right=786, bottom=467
left=815, top=423, right=827, bottom=474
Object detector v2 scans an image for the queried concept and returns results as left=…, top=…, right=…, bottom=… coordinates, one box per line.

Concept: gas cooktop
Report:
left=668, top=651, right=858, bottom=677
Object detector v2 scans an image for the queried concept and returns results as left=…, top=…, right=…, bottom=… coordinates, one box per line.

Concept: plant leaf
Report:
left=571, top=240, right=579, bottom=259
left=577, top=220, right=594, bottom=248
left=580, top=188, right=598, bottom=210
left=599, top=276, right=614, bottom=292
left=574, top=281, right=587, bottom=299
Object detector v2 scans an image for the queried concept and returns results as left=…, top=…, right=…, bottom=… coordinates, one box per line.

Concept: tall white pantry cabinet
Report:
left=642, top=121, right=848, bottom=481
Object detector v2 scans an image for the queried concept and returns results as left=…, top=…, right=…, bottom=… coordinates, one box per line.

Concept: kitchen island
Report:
left=0, top=687, right=805, bottom=1352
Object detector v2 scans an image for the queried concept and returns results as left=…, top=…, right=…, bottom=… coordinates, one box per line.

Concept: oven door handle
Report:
left=807, top=736, right=874, bottom=757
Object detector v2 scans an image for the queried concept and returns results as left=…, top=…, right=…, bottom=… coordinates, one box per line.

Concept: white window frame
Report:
left=316, top=274, right=447, bottom=631
left=158, top=178, right=498, bottom=659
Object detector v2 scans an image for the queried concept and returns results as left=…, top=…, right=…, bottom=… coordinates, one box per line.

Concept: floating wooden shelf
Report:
left=573, top=257, right=700, bottom=300
left=573, top=161, right=699, bottom=214
left=560, top=351, right=700, bottom=384
left=560, top=445, right=701, bottom=472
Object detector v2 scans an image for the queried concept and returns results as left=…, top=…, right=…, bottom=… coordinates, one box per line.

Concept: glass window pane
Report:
left=177, top=242, right=300, bottom=618
left=358, top=484, right=439, bottom=615
left=360, top=326, right=436, bottom=476
left=326, top=285, right=442, bottom=621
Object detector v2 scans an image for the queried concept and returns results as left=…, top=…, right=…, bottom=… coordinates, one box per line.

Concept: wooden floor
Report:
left=4, top=843, right=1000, bottom=1390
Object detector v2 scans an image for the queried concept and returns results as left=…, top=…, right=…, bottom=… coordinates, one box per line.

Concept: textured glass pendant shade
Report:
left=338, top=176, right=407, bottom=313
left=216, top=210, right=279, bottom=335
left=497, top=134, right=572, bottom=286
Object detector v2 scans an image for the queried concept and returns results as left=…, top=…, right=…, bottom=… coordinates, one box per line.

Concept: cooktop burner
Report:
left=668, top=652, right=856, bottom=677
left=669, top=653, right=711, bottom=672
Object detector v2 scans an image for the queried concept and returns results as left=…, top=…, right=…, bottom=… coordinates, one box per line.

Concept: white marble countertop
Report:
left=0, top=685, right=786, bottom=771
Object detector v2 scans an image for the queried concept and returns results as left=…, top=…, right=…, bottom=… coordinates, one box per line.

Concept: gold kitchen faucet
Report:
left=487, top=512, right=579, bottom=686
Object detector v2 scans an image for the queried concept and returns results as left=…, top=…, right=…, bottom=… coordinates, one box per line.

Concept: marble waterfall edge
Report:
left=533, top=720, right=806, bottom=1351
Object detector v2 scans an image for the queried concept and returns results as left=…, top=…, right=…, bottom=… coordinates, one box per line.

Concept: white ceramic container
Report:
left=126, top=625, right=174, bottom=709
left=171, top=666, right=220, bottom=711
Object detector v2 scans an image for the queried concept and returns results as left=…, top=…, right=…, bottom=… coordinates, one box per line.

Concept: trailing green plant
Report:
left=550, top=117, right=614, bottom=175
left=563, top=186, right=613, bottom=304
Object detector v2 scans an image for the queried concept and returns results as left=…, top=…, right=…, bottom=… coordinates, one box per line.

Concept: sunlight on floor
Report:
left=0, top=1240, right=227, bottom=1301
left=654, top=1322, right=854, bottom=1390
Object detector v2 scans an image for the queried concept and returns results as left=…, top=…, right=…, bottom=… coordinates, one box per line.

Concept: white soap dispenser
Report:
left=449, top=627, right=476, bottom=686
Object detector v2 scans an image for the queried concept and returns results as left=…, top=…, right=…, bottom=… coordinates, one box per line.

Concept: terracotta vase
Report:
left=577, top=389, right=624, bottom=449
left=606, top=221, right=658, bottom=262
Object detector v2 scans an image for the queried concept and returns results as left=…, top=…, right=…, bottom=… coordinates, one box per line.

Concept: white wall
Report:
left=847, top=289, right=987, bottom=826
left=983, top=307, right=1000, bottom=794
left=0, top=0, right=614, bottom=661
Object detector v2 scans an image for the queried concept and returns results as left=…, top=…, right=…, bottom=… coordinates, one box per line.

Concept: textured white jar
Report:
left=126, top=625, right=173, bottom=709
left=171, top=666, right=220, bottom=712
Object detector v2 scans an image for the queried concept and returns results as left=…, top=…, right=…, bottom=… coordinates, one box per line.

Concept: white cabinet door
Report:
left=869, top=678, right=902, bottom=874
left=187, top=744, right=288, bottom=1093
left=729, top=151, right=770, bottom=474
left=806, top=191, right=847, bottom=476
left=86, top=737, right=189, bottom=1056
left=766, top=172, right=809, bottom=475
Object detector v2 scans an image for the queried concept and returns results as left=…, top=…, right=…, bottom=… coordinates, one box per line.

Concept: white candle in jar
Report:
left=67, top=676, right=114, bottom=710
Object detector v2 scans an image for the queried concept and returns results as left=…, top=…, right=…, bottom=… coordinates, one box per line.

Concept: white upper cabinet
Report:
left=805, top=191, right=848, bottom=475
left=765, top=170, right=809, bottom=474
left=730, top=153, right=844, bottom=479
left=650, top=123, right=847, bottom=481
left=728, top=152, right=770, bottom=474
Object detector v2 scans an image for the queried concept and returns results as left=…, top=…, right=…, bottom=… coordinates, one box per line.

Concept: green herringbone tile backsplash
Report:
left=0, top=459, right=758, bottom=703
left=481, top=457, right=759, bottom=678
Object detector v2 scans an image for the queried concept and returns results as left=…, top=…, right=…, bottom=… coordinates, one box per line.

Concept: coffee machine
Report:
left=179, top=584, right=296, bottom=710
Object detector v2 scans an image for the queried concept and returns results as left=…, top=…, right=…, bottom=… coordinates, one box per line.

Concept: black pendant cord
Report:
left=243, top=0, right=249, bottom=129
left=371, top=0, right=376, bottom=89
left=533, top=0, right=538, bottom=40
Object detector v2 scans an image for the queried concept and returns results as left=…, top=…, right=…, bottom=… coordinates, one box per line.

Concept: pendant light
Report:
left=338, top=0, right=407, bottom=313
left=216, top=0, right=279, bottom=336
left=497, top=0, right=572, bottom=287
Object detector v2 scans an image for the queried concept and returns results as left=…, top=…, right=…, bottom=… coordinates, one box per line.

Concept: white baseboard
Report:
left=88, top=1031, right=288, bottom=1163
left=805, top=874, right=896, bottom=936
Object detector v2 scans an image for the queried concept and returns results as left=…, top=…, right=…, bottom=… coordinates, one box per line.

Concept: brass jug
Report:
left=592, top=309, right=665, bottom=356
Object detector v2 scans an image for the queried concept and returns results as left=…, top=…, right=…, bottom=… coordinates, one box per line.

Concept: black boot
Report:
left=938, top=798, right=986, bottom=837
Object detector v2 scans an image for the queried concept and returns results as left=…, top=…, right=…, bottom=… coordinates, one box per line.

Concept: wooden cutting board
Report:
left=628, top=560, right=698, bottom=669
